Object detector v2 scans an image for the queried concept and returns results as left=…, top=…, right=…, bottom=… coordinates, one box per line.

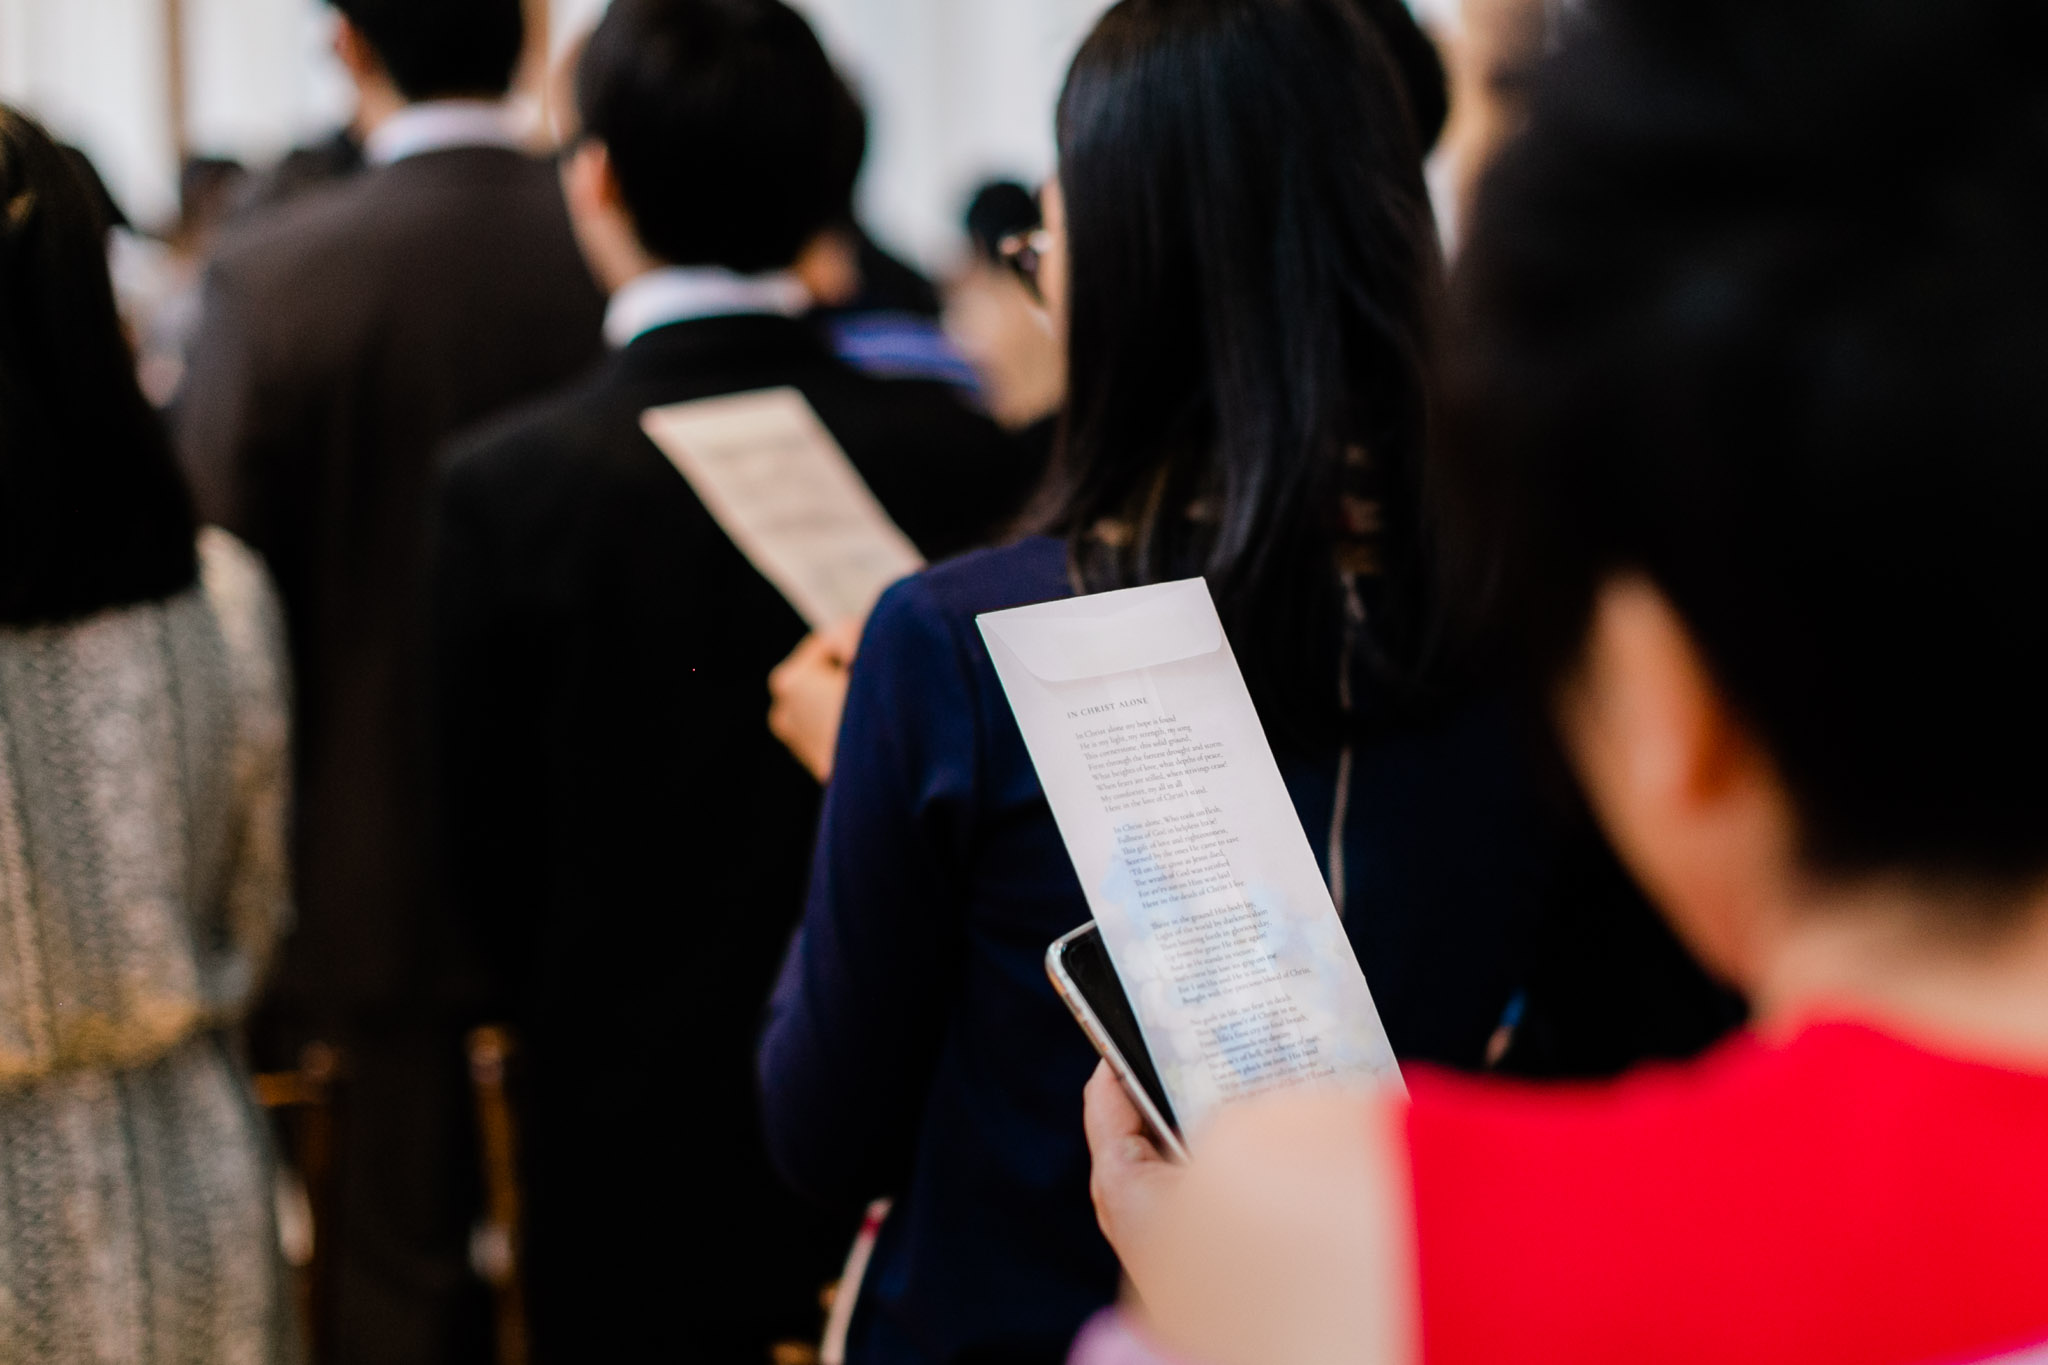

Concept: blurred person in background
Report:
left=116, top=155, right=252, bottom=405
left=1082, top=1, right=2048, bottom=1362
left=59, top=144, right=251, bottom=406
left=1353, top=0, right=1450, bottom=152
left=758, top=0, right=1728, bottom=1360
left=1429, top=0, right=1555, bottom=250
left=944, top=179, right=1066, bottom=440
left=941, top=0, right=1445, bottom=461
left=232, top=122, right=364, bottom=222
left=962, top=179, right=1042, bottom=267
left=431, top=0, right=1038, bottom=1357
left=174, top=1, right=605, bottom=1360
left=800, top=73, right=986, bottom=397
left=227, top=2, right=403, bottom=222
left=0, top=106, right=297, bottom=1364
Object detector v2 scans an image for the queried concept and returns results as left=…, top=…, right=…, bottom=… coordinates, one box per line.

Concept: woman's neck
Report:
left=1752, top=881, right=2048, bottom=1070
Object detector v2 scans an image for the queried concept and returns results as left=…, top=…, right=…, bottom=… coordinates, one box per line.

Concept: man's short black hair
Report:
left=1440, top=0, right=2048, bottom=901
left=577, top=0, right=846, bottom=274
left=332, top=0, right=525, bottom=102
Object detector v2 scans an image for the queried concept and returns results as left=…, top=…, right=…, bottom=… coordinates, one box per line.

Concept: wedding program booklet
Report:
left=980, top=579, right=1404, bottom=1136
left=641, top=387, right=925, bottom=628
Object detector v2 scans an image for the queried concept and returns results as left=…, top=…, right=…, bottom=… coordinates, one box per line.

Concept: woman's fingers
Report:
left=1083, top=1062, right=1177, bottom=1262
left=768, top=628, right=857, bottom=783
left=1084, top=1060, right=1156, bottom=1160
left=817, top=614, right=866, bottom=665
left=1128, top=1089, right=1416, bottom=1365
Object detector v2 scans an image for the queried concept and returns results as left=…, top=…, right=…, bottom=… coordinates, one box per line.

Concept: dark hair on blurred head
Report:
left=964, top=180, right=1039, bottom=266
left=821, top=69, right=868, bottom=226
left=1439, top=0, right=2048, bottom=899
left=1040, top=0, right=1439, bottom=750
left=331, top=0, right=525, bottom=101
left=1350, top=0, right=1449, bottom=153
left=0, top=107, right=196, bottom=626
left=58, top=144, right=128, bottom=233
left=577, top=0, right=847, bottom=273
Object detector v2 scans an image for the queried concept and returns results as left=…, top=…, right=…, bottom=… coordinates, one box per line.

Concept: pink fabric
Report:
left=1067, top=1309, right=1190, bottom=1365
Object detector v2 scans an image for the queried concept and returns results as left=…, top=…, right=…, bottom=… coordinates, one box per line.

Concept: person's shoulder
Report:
left=396, top=144, right=558, bottom=187
left=878, top=536, right=1070, bottom=628
left=205, top=172, right=365, bottom=289
left=859, top=537, right=1069, bottom=678
left=202, top=165, right=434, bottom=333
left=229, top=153, right=405, bottom=247
left=1412, top=1028, right=1770, bottom=1132
left=447, top=372, right=608, bottom=461
left=869, top=373, right=1007, bottom=437
left=194, top=528, right=288, bottom=696
left=807, top=362, right=1009, bottom=447
left=441, top=370, right=623, bottom=502
left=374, top=147, right=573, bottom=229
left=1405, top=1026, right=2048, bottom=1362
left=1407, top=1019, right=2018, bottom=1172
left=212, top=150, right=561, bottom=284
left=821, top=310, right=978, bottom=390
left=195, top=527, right=275, bottom=612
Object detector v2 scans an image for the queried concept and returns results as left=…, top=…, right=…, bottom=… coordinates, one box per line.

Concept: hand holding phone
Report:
left=1046, top=921, right=1189, bottom=1161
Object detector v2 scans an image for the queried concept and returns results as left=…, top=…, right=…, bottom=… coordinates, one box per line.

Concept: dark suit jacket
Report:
left=229, top=128, right=365, bottom=223
left=432, top=313, right=1042, bottom=1357
left=177, top=146, right=606, bottom=1033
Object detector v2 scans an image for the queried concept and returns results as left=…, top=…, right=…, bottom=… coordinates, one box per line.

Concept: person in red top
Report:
left=1077, top=0, right=2048, bottom=1362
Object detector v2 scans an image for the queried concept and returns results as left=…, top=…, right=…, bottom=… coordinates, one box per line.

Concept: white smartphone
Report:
left=1046, top=921, right=1189, bottom=1161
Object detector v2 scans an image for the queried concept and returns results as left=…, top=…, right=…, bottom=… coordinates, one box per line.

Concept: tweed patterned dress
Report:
left=0, top=530, right=298, bottom=1364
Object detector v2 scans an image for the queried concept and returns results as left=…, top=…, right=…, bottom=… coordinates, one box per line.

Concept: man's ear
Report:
left=333, top=16, right=381, bottom=84
left=562, top=140, right=625, bottom=215
left=560, top=137, right=655, bottom=293
left=792, top=227, right=861, bottom=308
left=1559, top=576, right=1796, bottom=990
left=333, top=14, right=405, bottom=134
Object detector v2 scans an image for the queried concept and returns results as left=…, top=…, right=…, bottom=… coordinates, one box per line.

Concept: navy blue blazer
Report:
left=759, top=535, right=1729, bottom=1365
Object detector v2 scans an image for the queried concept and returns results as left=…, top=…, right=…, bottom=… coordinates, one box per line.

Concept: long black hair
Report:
left=1039, top=0, right=1439, bottom=751
left=0, top=108, right=197, bottom=626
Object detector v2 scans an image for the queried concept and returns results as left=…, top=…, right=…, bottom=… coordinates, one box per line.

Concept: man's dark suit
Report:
left=433, top=313, right=1042, bottom=1360
left=176, top=143, right=606, bottom=1365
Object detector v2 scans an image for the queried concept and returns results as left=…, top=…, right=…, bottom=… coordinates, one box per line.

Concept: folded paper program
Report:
left=641, top=387, right=924, bottom=628
left=980, top=579, right=1403, bottom=1137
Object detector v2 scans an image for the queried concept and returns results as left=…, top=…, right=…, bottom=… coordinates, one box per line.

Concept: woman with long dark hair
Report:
left=0, top=107, right=297, bottom=1361
left=758, top=2, right=1703, bottom=1360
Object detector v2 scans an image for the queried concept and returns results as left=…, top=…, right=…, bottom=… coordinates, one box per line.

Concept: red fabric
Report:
left=1407, top=1022, right=2048, bottom=1365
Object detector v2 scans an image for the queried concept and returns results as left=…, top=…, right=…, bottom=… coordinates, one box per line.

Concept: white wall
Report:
left=181, top=0, right=355, bottom=170
left=1406, top=0, right=1461, bottom=30
left=0, top=0, right=1430, bottom=264
left=0, top=0, right=180, bottom=225
left=787, top=0, right=1109, bottom=266
left=0, top=0, right=1102, bottom=257
left=0, top=0, right=350, bottom=228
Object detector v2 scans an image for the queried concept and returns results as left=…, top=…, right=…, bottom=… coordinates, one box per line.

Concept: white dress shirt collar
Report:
left=364, top=100, right=526, bottom=167
left=603, top=265, right=813, bottom=348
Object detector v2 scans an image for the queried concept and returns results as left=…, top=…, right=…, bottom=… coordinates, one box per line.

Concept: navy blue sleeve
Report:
left=758, top=571, right=981, bottom=1204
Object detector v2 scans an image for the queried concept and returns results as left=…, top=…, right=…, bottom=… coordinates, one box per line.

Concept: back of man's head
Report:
left=577, top=0, right=845, bottom=274
left=332, top=0, right=525, bottom=102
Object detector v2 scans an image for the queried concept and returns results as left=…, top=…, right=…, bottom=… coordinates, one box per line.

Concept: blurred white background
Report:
left=0, top=0, right=1449, bottom=266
